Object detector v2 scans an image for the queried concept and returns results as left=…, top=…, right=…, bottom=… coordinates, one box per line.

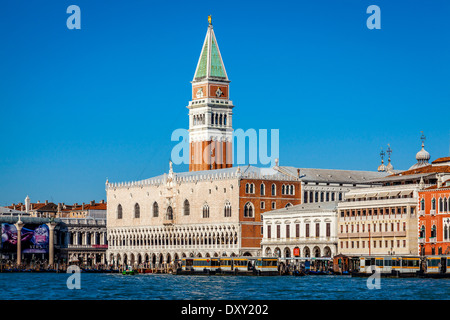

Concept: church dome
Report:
left=386, top=161, right=394, bottom=172
left=409, top=133, right=431, bottom=170
left=416, top=146, right=430, bottom=162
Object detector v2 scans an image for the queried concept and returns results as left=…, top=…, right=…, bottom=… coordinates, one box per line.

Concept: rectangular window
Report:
left=260, top=201, right=265, bottom=209
left=271, top=202, right=276, bottom=210
left=316, top=223, right=320, bottom=237
left=403, top=222, right=406, bottom=231
left=340, top=225, right=343, bottom=233
left=267, top=225, right=271, bottom=239
left=305, top=224, right=310, bottom=238
left=286, top=225, right=290, bottom=238
left=403, top=240, right=406, bottom=247
left=296, top=224, right=300, bottom=238
left=326, top=223, right=331, bottom=237
left=373, top=241, right=376, bottom=248
left=362, top=241, right=365, bottom=248
left=277, top=225, right=280, bottom=239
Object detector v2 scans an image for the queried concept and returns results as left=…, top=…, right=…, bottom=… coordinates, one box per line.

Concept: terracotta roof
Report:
left=432, top=157, right=450, bottom=164
left=389, top=164, right=450, bottom=177
left=7, top=202, right=47, bottom=211
left=61, top=203, right=107, bottom=211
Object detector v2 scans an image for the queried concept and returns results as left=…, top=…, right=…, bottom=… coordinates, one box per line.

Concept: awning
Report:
left=377, top=191, right=389, bottom=197
left=388, top=191, right=401, bottom=197
left=345, top=194, right=356, bottom=199
left=400, top=190, right=413, bottom=196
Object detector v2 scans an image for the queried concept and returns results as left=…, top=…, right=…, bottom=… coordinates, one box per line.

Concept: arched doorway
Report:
left=303, top=247, right=310, bottom=258
left=284, top=247, right=291, bottom=258
left=313, top=246, right=321, bottom=258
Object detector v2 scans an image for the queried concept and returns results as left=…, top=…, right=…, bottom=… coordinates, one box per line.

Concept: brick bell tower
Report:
left=188, top=16, right=234, bottom=172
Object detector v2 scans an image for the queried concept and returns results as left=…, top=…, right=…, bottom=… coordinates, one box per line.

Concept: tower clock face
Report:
left=215, top=87, right=223, bottom=97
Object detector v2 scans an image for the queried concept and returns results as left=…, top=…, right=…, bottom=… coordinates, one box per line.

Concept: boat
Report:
left=122, top=266, right=137, bottom=275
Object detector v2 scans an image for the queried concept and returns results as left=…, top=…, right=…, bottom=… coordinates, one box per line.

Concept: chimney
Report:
left=57, top=203, right=62, bottom=212
left=74, top=203, right=78, bottom=207
left=100, top=200, right=105, bottom=204
left=45, top=200, right=48, bottom=205
left=37, top=200, right=40, bottom=204
left=297, top=168, right=300, bottom=177
left=90, top=200, right=95, bottom=206
left=82, top=203, right=85, bottom=210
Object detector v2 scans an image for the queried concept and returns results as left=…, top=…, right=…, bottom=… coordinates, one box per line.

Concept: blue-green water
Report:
left=0, top=273, right=449, bottom=300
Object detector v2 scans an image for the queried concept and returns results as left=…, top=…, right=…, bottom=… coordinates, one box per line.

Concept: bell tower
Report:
left=188, top=16, right=234, bottom=171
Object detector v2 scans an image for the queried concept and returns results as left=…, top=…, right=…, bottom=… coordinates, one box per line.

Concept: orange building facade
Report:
left=418, top=181, right=450, bottom=256
left=238, top=178, right=302, bottom=250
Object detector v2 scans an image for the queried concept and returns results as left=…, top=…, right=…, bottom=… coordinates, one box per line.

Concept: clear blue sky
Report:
left=0, top=0, right=449, bottom=205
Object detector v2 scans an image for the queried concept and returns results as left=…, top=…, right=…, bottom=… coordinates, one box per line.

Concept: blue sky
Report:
left=0, top=0, right=449, bottom=205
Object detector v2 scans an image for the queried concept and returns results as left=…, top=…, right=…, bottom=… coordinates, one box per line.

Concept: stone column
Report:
left=47, top=222, right=57, bottom=268
left=15, top=219, right=24, bottom=267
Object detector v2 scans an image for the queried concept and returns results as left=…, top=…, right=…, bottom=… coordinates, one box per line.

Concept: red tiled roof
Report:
left=389, top=165, right=450, bottom=177
left=432, top=157, right=450, bottom=164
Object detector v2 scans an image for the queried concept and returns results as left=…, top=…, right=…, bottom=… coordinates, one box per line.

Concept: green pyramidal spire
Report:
left=193, top=24, right=228, bottom=82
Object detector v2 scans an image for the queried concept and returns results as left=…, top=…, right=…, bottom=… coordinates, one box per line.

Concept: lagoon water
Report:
left=0, top=273, right=449, bottom=300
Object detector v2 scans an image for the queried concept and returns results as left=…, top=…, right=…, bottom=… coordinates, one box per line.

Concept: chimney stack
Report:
left=90, top=200, right=95, bottom=206
left=45, top=200, right=48, bottom=205
left=82, top=203, right=85, bottom=210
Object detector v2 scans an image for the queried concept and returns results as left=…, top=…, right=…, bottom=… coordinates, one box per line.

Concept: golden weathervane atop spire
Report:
left=208, top=15, right=212, bottom=25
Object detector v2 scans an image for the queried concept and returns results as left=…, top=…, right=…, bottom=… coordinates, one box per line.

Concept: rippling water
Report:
left=0, top=273, right=449, bottom=300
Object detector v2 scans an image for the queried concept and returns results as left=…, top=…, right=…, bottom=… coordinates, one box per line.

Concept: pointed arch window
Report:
left=244, top=202, right=254, bottom=218
left=134, top=203, right=140, bottom=218
left=260, top=183, right=265, bottom=196
left=117, top=204, right=123, bottom=219
left=431, top=225, right=437, bottom=238
left=439, top=198, right=444, bottom=213
left=153, top=202, right=159, bottom=217
left=282, top=185, right=286, bottom=195
left=421, top=198, right=425, bottom=211
left=444, top=225, right=448, bottom=240
left=203, top=204, right=210, bottom=218
left=166, top=206, right=173, bottom=220
left=184, top=199, right=190, bottom=216
left=224, top=201, right=232, bottom=217
left=432, top=198, right=436, bottom=210
left=271, top=184, right=276, bottom=196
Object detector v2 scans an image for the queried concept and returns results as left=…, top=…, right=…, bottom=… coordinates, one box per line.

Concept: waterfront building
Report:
left=337, top=136, right=450, bottom=257
left=418, top=167, right=450, bottom=256
left=337, top=184, right=421, bottom=256
left=261, top=202, right=338, bottom=259
left=59, top=213, right=108, bottom=266
left=8, top=197, right=107, bottom=219
left=106, top=163, right=302, bottom=267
